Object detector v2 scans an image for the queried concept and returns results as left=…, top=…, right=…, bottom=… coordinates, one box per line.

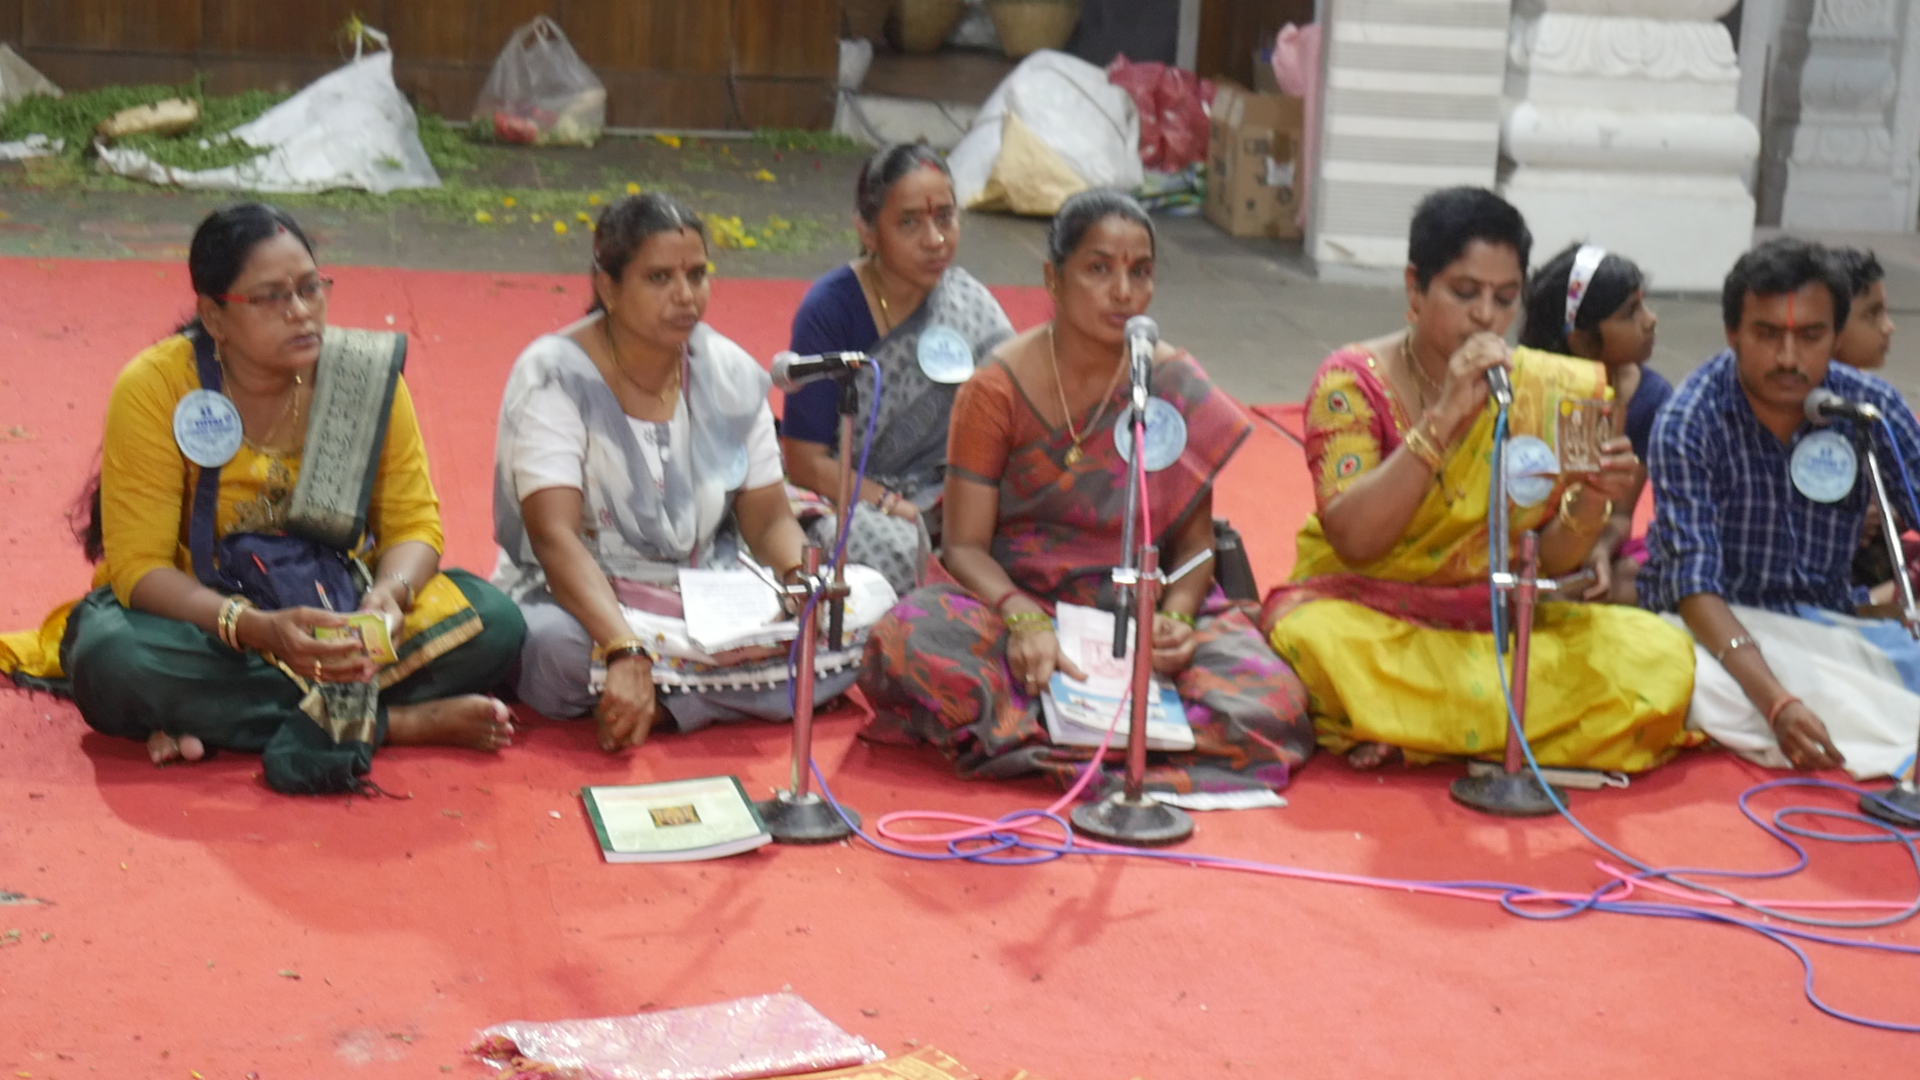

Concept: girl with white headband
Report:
left=1520, top=242, right=1665, bottom=605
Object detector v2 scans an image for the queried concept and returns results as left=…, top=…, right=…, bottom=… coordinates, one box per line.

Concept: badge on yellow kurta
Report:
left=172, top=389, right=243, bottom=467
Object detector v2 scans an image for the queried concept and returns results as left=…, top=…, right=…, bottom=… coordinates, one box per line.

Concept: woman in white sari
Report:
left=493, top=194, right=885, bottom=752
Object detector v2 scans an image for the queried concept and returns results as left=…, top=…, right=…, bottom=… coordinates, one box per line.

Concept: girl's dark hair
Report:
left=1834, top=246, right=1885, bottom=298
left=855, top=142, right=952, bottom=225
left=1407, top=186, right=1531, bottom=291
left=79, top=203, right=316, bottom=562
left=1047, top=189, right=1156, bottom=268
left=589, top=192, right=707, bottom=312
left=1519, top=243, right=1646, bottom=353
left=181, top=202, right=315, bottom=333
left=1721, top=236, right=1851, bottom=333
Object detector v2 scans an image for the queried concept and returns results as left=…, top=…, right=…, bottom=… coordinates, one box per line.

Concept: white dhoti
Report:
left=1661, top=604, right=1920, bottom=780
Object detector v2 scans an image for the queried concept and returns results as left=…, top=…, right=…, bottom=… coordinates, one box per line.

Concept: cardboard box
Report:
left=1205, top=79, right=1305, bottom=241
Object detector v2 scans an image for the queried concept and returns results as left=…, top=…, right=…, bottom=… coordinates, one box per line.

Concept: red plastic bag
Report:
left=1107, top=55, right=1215, bottom=172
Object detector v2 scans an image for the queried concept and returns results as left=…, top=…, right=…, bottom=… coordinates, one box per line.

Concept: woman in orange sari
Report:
left=860, top=191, right=1313, bottom=792
left=1262, top=188, right=1696, bottom=773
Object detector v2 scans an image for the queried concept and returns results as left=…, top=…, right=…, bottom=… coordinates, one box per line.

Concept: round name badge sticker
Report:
left=917, top=325, right=974, bottom=384
left=172, top=389, right=244, bottom=468
left=1113, top=397, right=1188, bottom=472
left=1790, top=429, right=1857, bottom=503
left=1503, top=434, right=1559, bottom=508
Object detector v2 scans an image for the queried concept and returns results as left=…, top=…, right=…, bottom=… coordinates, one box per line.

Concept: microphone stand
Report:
left=755, top=369, right=863, bottom=842
left=1852, top=415, right=1920, bottom=827
left=1071, top=406, right=1195, bottom=847
left=1449, top=400, right=1575, bottom=818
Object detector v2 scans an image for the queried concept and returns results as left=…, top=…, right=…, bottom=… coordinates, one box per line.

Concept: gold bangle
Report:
left=1002, top=611, right=1052, bottom=635
left=1558, top=484, right=1613, bottom=534
left=1402, top=425, right=1445, bottom=473
left=217, top=596, right=252, bottom=650
left=592, top=633, right=648, bottom=662
left=1161, top=610, right=1196, bottom=627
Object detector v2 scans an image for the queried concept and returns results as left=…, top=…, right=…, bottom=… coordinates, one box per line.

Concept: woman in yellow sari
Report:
left=1263, top=188, right=1697, bottom=772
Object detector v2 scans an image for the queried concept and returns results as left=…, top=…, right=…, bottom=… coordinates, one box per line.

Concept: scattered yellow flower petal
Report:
left=741, top=236, right=758, bottom=248
left=577, top=211, right=592, bottom=223
left=753, top=169, right=776, bottom=183
left=473, top=210, right=493, bottom=224
left=554, top=221, right=568, bottom=235
left=192, top=1072, right=206, bottom=1079
left=588, top=193, right=602, bottom=205
left=502, top=196, right=516, bottom=207
left=654, top=134, right=681, bottom=149
left=530, top=213, right=542, bottom=223
left=625, top=182, right=640, bottom=195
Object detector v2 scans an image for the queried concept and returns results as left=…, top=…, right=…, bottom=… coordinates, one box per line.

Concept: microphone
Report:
left=1486, top=364, right=1513, bottom=408
left=1125, top=315, right=1158, bottom=410
left=1805, top=387, right=1883, bottom=426
left=770, top=351, right=867, bottom=393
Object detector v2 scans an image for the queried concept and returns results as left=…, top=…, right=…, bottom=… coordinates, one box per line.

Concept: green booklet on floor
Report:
left=582, top=776, right=772, bottom=863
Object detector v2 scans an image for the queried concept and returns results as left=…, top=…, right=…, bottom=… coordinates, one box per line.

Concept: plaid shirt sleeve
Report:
left=1878, top=393, right=1920, bottom=533
left=1643, top=390, right=1725, bottom=610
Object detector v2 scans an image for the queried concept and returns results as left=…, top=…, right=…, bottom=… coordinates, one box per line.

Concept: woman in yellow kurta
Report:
left=1262, top=188, right=1696, bottom=773
left=0, top=204, right=523, bottom=788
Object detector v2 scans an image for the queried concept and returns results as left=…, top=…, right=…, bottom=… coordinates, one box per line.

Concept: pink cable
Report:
left=875, top=422, right=1157, bottom=846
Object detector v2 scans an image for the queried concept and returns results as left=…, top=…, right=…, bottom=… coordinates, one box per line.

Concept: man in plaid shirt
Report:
left=1642, top=237, right=1920, bottom=779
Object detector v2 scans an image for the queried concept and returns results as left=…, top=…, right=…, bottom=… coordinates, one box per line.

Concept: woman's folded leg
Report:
left=64, top=588, right=305, bottom=758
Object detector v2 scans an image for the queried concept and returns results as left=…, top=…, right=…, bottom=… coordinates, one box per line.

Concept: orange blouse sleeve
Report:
left=946, top=361, right=1016, bottom=486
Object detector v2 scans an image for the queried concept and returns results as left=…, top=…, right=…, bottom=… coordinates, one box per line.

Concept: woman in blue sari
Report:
left=780, top=142, right=1014, bottom=594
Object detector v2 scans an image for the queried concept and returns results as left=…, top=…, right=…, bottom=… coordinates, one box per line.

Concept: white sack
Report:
left=96, top=36, right=439, bottom=195
left=947, top=49, right=1141, bottom=210
left=0, top=45, right=59, bottom=114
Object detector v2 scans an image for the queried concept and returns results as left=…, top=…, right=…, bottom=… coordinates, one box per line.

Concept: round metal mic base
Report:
left=1070, top=793, right=1194, bottom=847
left=755, top=790, right=859, bottom=845
left=1449, top=772, right=1566, bottom=818
left=1859, top=782, right=1920, bottom=830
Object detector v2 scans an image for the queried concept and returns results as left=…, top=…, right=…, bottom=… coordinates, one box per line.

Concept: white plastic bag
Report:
left=94, top=27, right=440, bottom=194
left=472, top=16, right=606, bottom=147
left=0, top=44, right=59, bottom=115
left=947, top=49, right=1142, bottom=214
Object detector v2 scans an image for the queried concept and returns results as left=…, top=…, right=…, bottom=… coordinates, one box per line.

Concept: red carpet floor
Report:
left=3, top=259, right=1918, bottom=1079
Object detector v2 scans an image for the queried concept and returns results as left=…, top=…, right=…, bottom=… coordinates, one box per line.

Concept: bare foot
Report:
left=1345, top=741, right=1401, bottom=771
left=388, top=696, right=514, bottom=752
left=147, top=730, right=206, bottom=765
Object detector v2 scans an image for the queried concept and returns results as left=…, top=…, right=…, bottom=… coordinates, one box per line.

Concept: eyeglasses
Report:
left=213, top=276, right=334, bottom=315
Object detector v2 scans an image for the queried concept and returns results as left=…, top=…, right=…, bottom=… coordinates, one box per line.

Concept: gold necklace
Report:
left=604, top=320, right=679, bottom=409
left=1047, top=325, right=1126, bottom=466
left=218, top=347, right=306, bottom=452
left=862, top=260, right=894, bottom=334
left=1400, top=328, right=1443, bottom=414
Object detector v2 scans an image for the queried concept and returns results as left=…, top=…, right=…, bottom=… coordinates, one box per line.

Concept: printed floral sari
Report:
left=1263, top=345, right=1697, bottom=771
left=859, top=351, right=1313, bottom=793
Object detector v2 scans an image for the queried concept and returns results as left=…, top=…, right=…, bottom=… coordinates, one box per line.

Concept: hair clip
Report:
left=1565, top=244, right=1607, bottom=338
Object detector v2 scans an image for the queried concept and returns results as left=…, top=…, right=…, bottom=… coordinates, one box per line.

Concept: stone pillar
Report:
left=1779, top=0, right=1909, bottom=231
left=1307, top=0, right=1513, bottom=275
left=1499, top=0, right=1759, bottom=292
